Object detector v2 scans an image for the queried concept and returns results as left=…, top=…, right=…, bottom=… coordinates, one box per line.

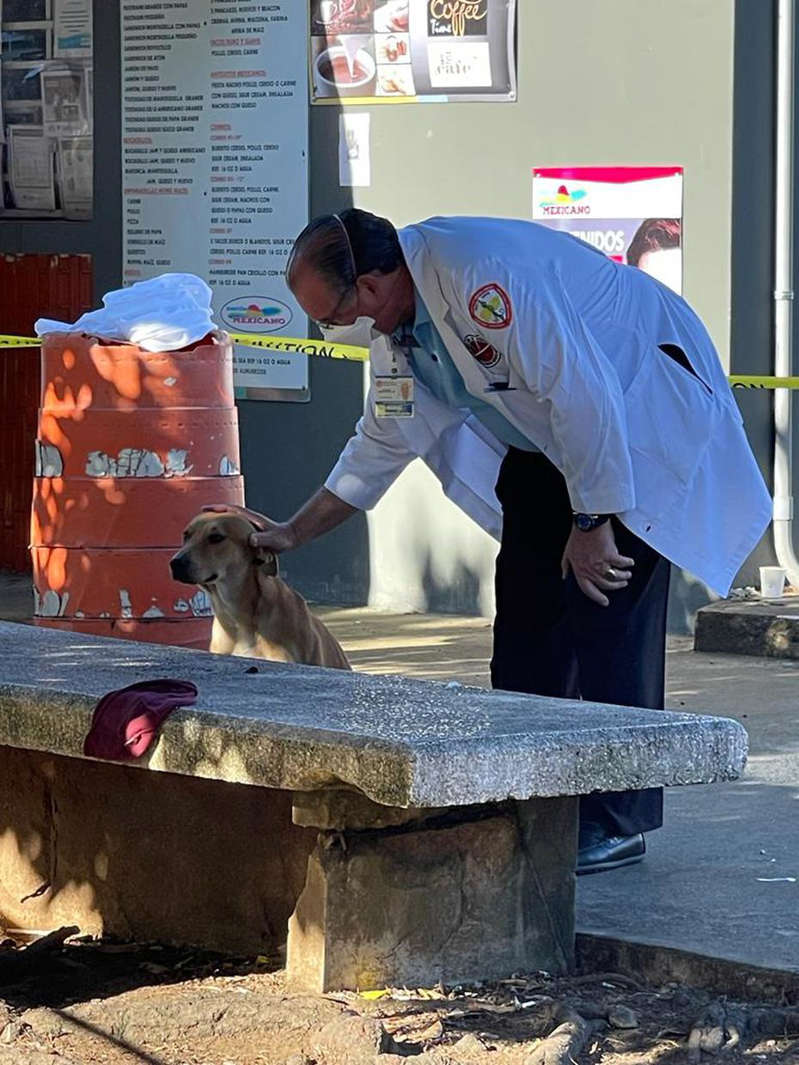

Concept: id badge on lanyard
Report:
left=375, top=348, right=414, bottom=418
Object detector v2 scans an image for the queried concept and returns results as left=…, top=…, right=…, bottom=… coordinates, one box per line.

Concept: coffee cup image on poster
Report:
left=310, top=0, right=517, bottom=103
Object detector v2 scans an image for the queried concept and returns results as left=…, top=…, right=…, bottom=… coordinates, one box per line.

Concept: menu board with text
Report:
left=121, top=0, right=309, bottom=399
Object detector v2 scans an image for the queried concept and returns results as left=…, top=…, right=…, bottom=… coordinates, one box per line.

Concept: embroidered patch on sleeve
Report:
left=463, top=334, right=502, bottom=368
left=468, top=283, right=513, bottom=330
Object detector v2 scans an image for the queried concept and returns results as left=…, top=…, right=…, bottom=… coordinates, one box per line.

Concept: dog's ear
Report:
left=253, top=546, right=279, bottom=577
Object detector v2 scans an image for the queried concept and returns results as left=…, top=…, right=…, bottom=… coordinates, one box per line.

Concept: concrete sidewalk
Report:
left=2, top=573, right=797, bottom=976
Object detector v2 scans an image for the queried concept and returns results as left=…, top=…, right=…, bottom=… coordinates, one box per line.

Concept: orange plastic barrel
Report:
left=30, top=331, right=244, bottom=648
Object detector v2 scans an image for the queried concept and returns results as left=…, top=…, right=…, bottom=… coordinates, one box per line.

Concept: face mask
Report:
left=320, top=316, right=379, bottom=348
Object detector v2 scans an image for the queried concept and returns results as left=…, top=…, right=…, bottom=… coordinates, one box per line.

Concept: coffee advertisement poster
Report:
left=310, top=0, right=516, bottom=104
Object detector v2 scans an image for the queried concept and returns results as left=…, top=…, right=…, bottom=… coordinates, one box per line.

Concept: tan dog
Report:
left=169, top=512, right=350, bottom=670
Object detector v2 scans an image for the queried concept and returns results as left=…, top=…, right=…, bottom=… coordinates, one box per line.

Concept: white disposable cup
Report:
left=759, top=566, right=787, bottom=598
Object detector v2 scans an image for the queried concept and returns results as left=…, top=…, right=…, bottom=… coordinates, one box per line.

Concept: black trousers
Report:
left=490, top=447, right=667, bottom=839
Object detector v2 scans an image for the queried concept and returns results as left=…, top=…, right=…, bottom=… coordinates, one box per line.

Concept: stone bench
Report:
left=0, top=621, right=746, bottom=992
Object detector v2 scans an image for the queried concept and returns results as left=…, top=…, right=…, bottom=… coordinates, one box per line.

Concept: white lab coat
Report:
left=325, top=217, right=771, bottom=595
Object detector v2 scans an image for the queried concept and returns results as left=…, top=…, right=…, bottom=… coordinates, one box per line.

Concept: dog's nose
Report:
left=169, top=554, right=190, bottom=582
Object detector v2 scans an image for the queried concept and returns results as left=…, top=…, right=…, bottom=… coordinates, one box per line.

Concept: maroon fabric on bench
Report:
left=83, top=679, right=198, bottom=761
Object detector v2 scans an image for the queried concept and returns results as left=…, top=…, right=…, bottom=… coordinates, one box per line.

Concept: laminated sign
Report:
left=532, top=166, right=684, bottom=295
left=310, top=0, right=517, bottom=104
left=120, top=0, right=310, bottom=400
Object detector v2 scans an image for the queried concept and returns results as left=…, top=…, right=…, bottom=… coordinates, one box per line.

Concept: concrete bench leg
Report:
left=286, top=794, right=577, bottom=992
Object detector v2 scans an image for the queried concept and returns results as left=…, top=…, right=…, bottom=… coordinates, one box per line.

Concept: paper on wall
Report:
left=427, top=41, right=492, bottom=88
left=57, top=134, right=91, bottom=215
left=8, top=125, right=55, bottom=210
left=41, top=63, right=89, bottom=137
left=338, top=112, right=370, bottom=187
left=54, top=0, right=92, bottom=58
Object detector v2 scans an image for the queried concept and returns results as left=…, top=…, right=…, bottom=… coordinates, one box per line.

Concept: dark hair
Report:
left=287, top=208, right=403, bottom=292
left=626, top=218, right=681, bottom=267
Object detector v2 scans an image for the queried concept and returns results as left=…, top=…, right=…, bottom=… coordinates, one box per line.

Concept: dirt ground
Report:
left=0, top=934, right=797, bottom=1065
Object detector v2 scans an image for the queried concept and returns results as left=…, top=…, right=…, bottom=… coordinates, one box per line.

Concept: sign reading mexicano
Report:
left=310, top=0, right=516, bottom=104
left=532, top=166, right=684, bottom=296
left=121, top=0, right=309, bottom=399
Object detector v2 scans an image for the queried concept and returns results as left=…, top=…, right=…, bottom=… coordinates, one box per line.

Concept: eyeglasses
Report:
left=314, top=282, right=356, bottom=330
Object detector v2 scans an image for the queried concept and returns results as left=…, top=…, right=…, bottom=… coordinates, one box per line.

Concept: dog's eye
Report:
left=207, top=533, right=226, bottom=544
left=182, top=531, right=191, bottom=541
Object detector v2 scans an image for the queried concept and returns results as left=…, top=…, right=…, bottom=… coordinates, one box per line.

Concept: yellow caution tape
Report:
left=728, top=375, right=799, bottom=390
left=0, top=334, right=44, bottom=347
left=228, top=332, right=368, bottom=361
left=0, top=331, right=370, bottom=361
left=1, top=333, right=797, bottom=384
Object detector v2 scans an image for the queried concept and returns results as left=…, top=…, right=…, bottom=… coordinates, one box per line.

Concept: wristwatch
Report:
left=573, top=512, right=611, bottom=532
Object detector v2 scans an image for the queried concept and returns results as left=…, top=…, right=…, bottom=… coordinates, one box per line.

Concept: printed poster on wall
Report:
left=532, top=166, right=684, bottom=295
left=310, top=0, right=516, bottom=104
left=121, top=0, right=309, bottom=401
left=54, top=0, right=93, bottom=58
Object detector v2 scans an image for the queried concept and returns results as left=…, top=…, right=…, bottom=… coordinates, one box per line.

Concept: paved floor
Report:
left=2, top=572, right=798, bottom=974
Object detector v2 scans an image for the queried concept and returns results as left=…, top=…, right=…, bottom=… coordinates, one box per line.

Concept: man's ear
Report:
left=253, top=546, right=279, bottom=577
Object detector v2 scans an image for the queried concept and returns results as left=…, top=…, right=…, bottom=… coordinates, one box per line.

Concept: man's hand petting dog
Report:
left=202, top=504, right=298, bottom=553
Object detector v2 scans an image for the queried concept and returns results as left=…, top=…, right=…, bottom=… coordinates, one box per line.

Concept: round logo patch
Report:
left=464, top=333, right=502, bottom=368
left=468, top=283, right=513, bottom=330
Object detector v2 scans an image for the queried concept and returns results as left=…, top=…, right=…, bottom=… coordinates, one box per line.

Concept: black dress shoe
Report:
left=576, top=832, right=646, bottom=876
